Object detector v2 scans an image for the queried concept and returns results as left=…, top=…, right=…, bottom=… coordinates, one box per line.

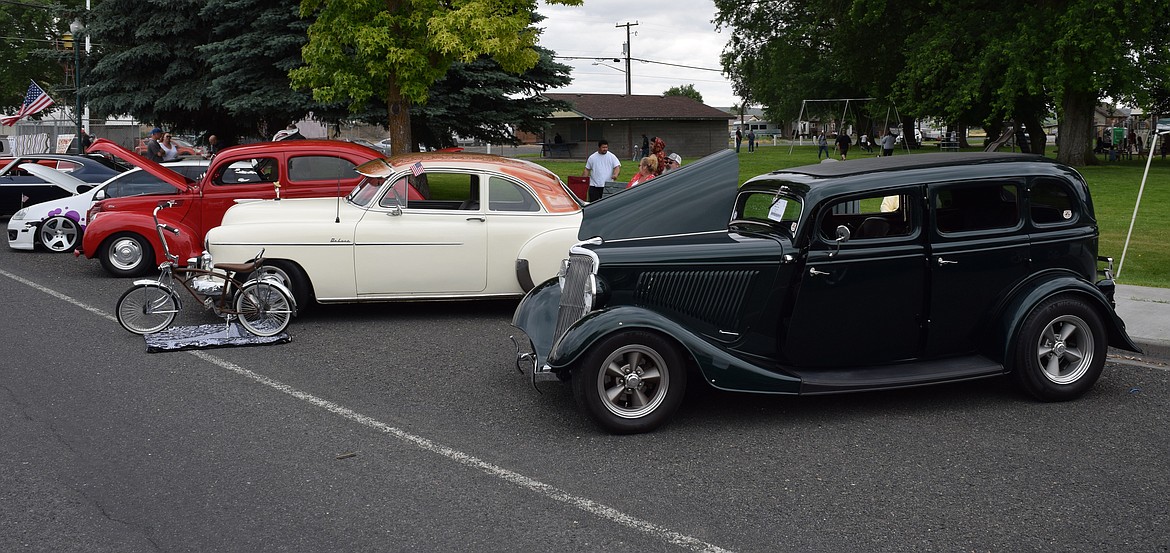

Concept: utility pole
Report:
left=615, top=21, right=638, bottom=96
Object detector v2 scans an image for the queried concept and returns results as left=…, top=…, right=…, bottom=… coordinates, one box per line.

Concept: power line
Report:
left=554, top=55, right=723, bottom=73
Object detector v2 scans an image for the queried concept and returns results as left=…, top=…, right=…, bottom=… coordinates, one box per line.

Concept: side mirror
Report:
left=831, top=224, right=850, bottom=257
left=93, top=188, right=107, bottom=201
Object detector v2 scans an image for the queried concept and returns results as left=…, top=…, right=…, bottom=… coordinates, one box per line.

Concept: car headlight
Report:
left=11, top=208, right=27, bottom=221
left=557, top=258, right=570, bottom=290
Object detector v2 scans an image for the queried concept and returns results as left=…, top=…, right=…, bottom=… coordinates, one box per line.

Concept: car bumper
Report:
left=7, top=219, right=35, bottom=250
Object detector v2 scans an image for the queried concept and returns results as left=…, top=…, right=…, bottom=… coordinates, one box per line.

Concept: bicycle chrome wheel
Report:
left=235, top=281, right=293, bottom=337
left=116, top=283, right=178, bottom=335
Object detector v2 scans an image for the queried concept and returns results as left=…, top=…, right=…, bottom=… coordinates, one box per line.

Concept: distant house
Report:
left=540, top=93, right=734, bottom=159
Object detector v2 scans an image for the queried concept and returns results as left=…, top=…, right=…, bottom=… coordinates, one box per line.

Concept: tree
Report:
left=410, top=48, right=572, bottom=148
left=663, top=84, right=703, bottom=104
left=84, top=0, right=332, bottom=142
left=716, top=0, right=1170, bottom=166
left=291, top=0, right=581, bottom=155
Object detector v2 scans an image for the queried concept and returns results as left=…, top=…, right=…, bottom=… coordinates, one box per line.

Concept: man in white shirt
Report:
left=583, top=140, right=621, bottom=202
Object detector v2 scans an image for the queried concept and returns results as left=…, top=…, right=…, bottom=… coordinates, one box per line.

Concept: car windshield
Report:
left=732, top=189, right=804, bottom=237
left=347, top=176, right=385, bottom=207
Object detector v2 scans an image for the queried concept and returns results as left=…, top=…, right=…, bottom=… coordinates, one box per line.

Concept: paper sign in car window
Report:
left=768, top=199, right=789, bottom=222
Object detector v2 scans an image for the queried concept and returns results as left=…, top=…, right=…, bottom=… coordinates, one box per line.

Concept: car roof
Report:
left=745, top=153, right=1084, bottom=201
left=356, top=152, right=581, bottom=214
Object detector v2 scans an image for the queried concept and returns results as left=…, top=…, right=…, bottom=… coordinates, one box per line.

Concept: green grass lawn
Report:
left=523, top=143, right=1170, bottom=288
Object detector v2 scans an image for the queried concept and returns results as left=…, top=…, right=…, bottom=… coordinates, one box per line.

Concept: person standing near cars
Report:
left=159, top=133, right=179, bottom=161
left=583, top=139, right=621, bottom=202
left=835, top=132, right=851, bottom=160
left=145, top=127, right=165, bottom=162
left=205, top=134, right=220, bottom=158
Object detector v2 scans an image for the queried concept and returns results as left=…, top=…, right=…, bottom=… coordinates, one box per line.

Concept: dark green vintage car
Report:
left=511, top=150, right=1141, bottom=434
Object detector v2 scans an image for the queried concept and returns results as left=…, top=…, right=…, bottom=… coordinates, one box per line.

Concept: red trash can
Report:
left=567, top=176, right=589, bottom=201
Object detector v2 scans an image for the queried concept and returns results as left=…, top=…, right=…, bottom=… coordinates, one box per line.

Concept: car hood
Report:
left=578, top=149, right=739, bottom=241
left=16, top=163, right=87, bottom=194
left=87, top=138, right=194, bottom=192
left=220, top=197, right=352, bottom=226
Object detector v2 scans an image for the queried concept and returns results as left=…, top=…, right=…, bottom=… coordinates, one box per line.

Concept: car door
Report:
left=353, top=171, right=488, bottom=296
left=783, top=189, right=926, bottom=367
left=199, top=155, right=284, bottom=235
left=925, top=179, right=1029, bottom=356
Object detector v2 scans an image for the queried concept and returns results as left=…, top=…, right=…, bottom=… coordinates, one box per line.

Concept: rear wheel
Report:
left=100, top=232, right=154, bottom=277
left=116, top=283, right=177, bottom=334
left=571, top=331, right=686, bottom=434
left=38, top=216, right=81, bottom=253
left=235, top=280, right=293, bottom=337
left=1013, top=296, right=1107, bottom=401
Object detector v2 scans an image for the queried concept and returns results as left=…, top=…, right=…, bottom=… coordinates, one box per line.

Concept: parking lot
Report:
left=2, top=250, right=1168, bottom=552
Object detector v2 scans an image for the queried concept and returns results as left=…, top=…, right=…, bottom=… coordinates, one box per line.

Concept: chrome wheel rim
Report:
left=596, top=345, right=669, bottom=419
left=40, top=217, right=80, bottom=252
left=1036, top=314, right=1094, bottom=385
left=108, top=237, right=144, bottom=271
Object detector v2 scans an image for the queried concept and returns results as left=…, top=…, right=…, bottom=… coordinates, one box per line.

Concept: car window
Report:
left=1030, top=178, right=1077, bottom=225
left=288, top=155, right=358, bottom=182
left=733, top=190, right=803, bottom=236
left=215, top=158, right=279, bottom=185
left=488, top=176, right=541, bottom=212
left=350, top=176, right=385, bottom=207
left=820, top=192, right=915, bottom=240
left=388, top=172, right=480, bottom=210
left=105, top=171, right=177, bottom=198
left=934, top=182, right=1020, bottom=234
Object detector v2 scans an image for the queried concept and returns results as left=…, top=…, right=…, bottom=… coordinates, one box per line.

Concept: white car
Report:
left=7, top=160, right=210, bottom=253
left=205, top=153, right=583, bottom=307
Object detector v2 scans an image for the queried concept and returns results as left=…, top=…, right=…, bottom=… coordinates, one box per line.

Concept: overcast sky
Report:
left=534, top=0, right=739, bottom=108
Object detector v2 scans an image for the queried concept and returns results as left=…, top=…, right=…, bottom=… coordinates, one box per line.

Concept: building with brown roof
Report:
left=540, top=93, right=734, bottom=160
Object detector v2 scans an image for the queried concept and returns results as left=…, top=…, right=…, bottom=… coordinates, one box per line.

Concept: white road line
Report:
left=1, top=268, right=733, bottom=553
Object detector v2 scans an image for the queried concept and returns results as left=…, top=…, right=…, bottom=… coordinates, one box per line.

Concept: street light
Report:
left=69, top=18, right=84, bottom=153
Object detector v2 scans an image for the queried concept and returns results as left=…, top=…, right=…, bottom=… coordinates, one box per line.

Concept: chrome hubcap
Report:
left=110, top=238, right=143, bottom=270
left=1036, top=315, right=1093, bottom=385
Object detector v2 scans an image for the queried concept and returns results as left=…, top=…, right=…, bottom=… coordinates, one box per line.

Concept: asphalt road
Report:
left=2, top=249, right=1168, bottom=553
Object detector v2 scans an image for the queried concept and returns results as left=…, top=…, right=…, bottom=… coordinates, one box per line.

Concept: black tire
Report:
left=38, top=216, right=81, bottom=253
left=246, top=260, right=312, bottom=311
left=99, top=232, right=154, bottom=277
left=235, top=280, right=293, bottom=337
left=571, top=331, right=687, bottom=434
left=116, top=283, right=178, bottom=334
left=1013, top=295, right=1107, bottom=401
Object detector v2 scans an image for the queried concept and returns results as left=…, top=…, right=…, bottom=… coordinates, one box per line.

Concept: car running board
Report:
left=793, top=355, right=1004, bottom=395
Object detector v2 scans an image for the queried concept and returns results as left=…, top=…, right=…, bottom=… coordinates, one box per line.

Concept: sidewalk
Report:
left=1114, top=284, right=1170, bottom=357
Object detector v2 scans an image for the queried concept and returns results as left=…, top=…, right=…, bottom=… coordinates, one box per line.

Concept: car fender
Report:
left=511, top=277, right=562, bottom=366
left=83, top=213, right=200, bottom=265
left=514, top=225, right=580, bottom=291
left=990, top=271, right=1141, bottom=363
left=547, top=304, right=801, bottom=394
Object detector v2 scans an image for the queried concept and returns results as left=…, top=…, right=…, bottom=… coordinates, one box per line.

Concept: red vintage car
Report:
left=80, top=138, right=412, bottom=276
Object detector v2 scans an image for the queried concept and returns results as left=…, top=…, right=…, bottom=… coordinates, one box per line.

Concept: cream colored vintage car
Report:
left=204, top=152, right=583, bottom=307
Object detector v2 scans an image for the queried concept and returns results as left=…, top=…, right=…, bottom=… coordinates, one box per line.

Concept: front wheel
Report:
left=1013, top=295, right=1107, bottom=401
left=100, top=232, right=154, bottom=277
left=571, top=331, right=687, bottom=434
left=116, top=283, right=178, bottom=335
left=235, top=280, right=293, bottom=337
left=38, top=216, right=81, bottom=253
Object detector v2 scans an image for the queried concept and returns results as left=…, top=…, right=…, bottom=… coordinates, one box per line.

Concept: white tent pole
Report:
left=1117, top=131, right=1163, bottom=278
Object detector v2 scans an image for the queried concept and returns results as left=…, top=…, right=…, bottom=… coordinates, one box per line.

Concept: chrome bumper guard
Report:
left=509, top=335, right=559, bottom=391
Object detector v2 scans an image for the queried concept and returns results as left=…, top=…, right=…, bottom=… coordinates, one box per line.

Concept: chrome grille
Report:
left=554, top=253, right=595, bottom=341
left=635, top=270, right=756, bottom=329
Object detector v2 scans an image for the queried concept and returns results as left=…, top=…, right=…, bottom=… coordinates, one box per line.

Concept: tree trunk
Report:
left=1057, top=90, right=1097, bottom=167
left=387, top=77, right=413, bottom=155
left=900, top=115, right=918, bottom=148
left=1023, top=116, right=1045, bottom=155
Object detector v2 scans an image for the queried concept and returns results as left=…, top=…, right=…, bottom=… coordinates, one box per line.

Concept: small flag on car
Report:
left=21, top=194, right=29, bottom=204
left=411, top=161, right=424, bottom=177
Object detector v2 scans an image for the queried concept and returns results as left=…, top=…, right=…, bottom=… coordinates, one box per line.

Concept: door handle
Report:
left=466, top=216, right=486, bottom=222
left=809, top=267, right=829, bottom=276
left=937, top=257, right=958, bottom=266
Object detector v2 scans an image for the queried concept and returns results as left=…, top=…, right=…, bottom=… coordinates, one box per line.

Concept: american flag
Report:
left=1, top=81, right=55, bottom=126
left=410, top=161, right=425, bottom=177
